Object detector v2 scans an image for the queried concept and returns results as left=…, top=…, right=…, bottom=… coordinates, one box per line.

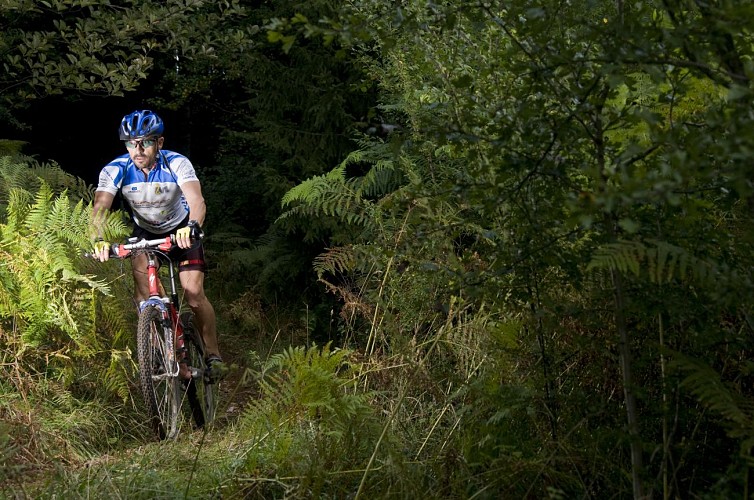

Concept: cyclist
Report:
left=91, top=109, right=227, bottom=381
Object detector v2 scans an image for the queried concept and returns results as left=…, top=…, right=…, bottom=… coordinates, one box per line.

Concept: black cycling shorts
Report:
left=131, top=216, right=207, bottom=273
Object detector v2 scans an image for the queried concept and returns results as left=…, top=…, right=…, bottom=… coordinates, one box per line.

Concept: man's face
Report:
left=125, top=136, right=164, bottom=169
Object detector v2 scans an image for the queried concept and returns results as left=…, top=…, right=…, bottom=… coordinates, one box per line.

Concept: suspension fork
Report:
left=146, top=252, right=162, bottom=298
left=144, top=253, right=187, bottom=374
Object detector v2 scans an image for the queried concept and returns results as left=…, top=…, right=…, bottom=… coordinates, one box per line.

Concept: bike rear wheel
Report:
left=181, top=312, right=217, bottom=428
left=137, top=304, right=181, bottom=440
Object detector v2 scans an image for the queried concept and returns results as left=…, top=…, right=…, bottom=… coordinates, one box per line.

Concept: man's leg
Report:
left=179, top=269, right=220, bottom=358
left=131, top=253, right=149, bottom=304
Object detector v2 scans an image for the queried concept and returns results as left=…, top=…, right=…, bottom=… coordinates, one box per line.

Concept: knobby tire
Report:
left=137, top=305, right=180, bottom=440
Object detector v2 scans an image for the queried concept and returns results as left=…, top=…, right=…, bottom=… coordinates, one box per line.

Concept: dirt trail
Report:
left=210, top=334, right=258, bottom=428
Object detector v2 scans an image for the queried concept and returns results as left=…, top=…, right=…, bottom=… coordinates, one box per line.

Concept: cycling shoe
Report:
left=205, top=355, right=228, bottom=384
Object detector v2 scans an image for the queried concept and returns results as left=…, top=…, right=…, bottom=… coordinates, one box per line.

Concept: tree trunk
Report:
left=612, top=268, right=645, bottom=498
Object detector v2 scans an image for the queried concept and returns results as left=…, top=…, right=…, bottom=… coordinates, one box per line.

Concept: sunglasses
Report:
left=124, top=138, right=158, bottom=150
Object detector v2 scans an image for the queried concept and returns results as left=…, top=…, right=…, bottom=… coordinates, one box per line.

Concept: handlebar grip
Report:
left=187, top=220, right=204, bottom=241
left=83, top=243, right=127, bottom=259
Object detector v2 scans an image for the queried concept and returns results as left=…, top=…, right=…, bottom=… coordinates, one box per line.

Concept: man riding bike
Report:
left=91, top=109, right=227, bottom=381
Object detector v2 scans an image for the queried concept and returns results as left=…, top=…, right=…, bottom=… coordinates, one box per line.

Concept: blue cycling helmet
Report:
left=118, top=110, right=164, bottom=140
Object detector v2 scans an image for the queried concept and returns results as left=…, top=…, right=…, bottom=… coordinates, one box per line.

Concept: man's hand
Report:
left=92, top=240, right=111, bottom=262
left=175, top=226, right=191, bottom=248
left=176, top=220, right=202, bottom=249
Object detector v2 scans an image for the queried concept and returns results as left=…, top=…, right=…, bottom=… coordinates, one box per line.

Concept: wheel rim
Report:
left=181, top=312, right=218, bottom=428
left=201, top=357, right=217, bottom=423
left=190, top=341, right=218, bottom=426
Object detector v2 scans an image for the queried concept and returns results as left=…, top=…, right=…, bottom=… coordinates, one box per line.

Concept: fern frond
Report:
left=0, top=156, right=93, bottom=205
left=281, top=163, right=347, bottom=207
left=0, top=180, right=126, bottom=351
left=0, top=250, right=18, bottom=319
left=339, top=145, right=404, bottom=198
left=360, top=159, right=402, bottom=198
left=0, top=156, right=28, bottom=198
left=241, top=342, right=373, bottom=438
left=313, top=246, right=357, bottom=278
left=24, top=181, right=54, bottom=235
left=672, top=353, right=754, bottom=439
left=587, top=239, right=720, bottom=285
left=278, top=140, right=407, bottom=236
left=31, top=162, right=93, bottom=203
left=104, top=348, right=137, bottom=402
left=97, top=294, right=135, bottom=347
left=278, top=169, right=378, bottom=232
left=2, top=188, right=32, bottom=233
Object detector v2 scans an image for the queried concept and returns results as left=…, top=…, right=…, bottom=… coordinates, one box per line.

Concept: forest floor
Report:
left=211, top=331, right=258, bottom=429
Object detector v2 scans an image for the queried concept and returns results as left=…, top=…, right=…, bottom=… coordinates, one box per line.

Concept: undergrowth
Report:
left=5, top=297, right=567, bottom=499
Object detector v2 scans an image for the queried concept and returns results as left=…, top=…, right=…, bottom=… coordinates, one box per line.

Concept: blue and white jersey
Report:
left=96, top=150, right=199, bottom=233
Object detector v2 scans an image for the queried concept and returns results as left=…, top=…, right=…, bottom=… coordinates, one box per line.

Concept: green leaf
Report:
left=618, top=218, right=639, bottom=234
left=452, top=74, right=473, bottom=88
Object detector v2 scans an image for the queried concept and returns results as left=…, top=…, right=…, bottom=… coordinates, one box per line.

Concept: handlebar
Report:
left=110, top=236, right=177, bottom=259
left=85, top=232, right=203, bottom=260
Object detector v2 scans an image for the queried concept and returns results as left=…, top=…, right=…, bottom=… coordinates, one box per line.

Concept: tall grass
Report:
left=12, top=292, right=581, bottom=499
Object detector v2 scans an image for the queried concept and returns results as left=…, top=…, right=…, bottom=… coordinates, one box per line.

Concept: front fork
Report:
left=171, top=305, right=190, bottom=377
left=140, top=253, right=188, bottom=379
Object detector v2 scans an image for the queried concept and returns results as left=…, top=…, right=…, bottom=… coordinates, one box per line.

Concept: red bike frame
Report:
left=113, top=236, right=188, bottom=375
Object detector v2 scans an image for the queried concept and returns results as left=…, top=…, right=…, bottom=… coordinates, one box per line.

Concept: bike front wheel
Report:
left=181, top=312, right=217, bottom=428
left=137, top=304, right=181, bottom=440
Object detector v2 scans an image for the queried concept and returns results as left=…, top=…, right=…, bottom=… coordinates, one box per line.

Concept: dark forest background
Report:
left=2, top=1, right=754, bottom=498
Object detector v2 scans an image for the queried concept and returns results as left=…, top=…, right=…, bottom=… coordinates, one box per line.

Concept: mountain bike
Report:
left=97, top=234, right=217, bottom=440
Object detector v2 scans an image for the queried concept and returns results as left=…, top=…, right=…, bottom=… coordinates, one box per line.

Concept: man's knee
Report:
left=184, top=289, right=209, bottom=309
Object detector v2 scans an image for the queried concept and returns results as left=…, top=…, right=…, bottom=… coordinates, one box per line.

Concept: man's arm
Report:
left=91, top=191, right=116, bottom=261
left=180, top=180, right=207, bottom=227
left=175, top=180, right=207, bottom=249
